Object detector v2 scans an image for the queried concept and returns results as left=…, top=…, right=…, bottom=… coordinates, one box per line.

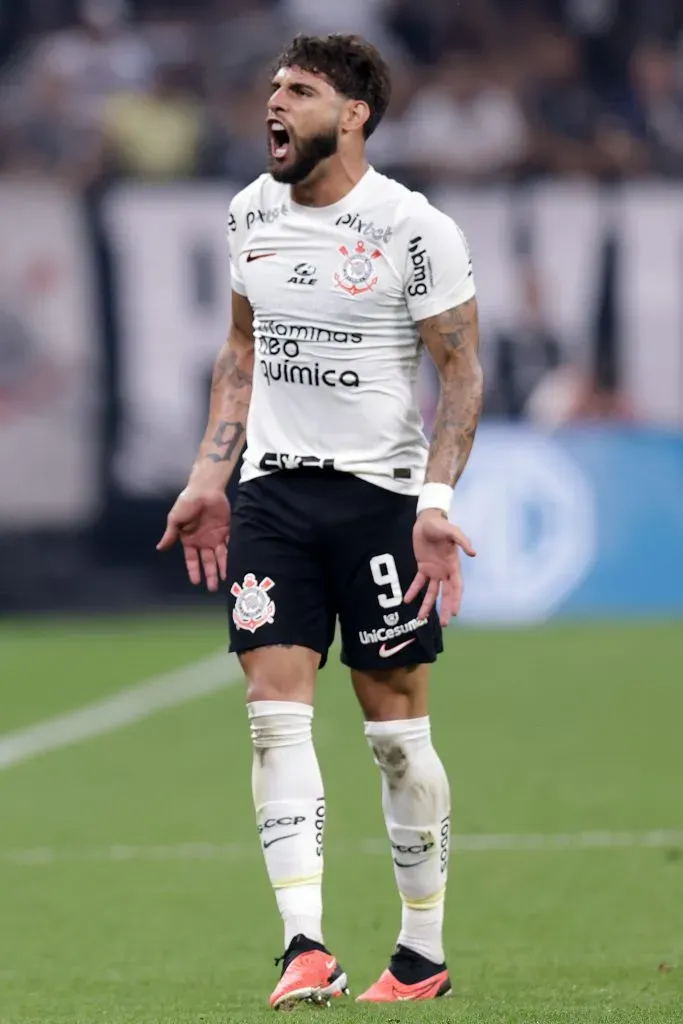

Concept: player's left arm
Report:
left=402, top=206, right=482, bottom=624
left=417, top=296, right=483, bottom=492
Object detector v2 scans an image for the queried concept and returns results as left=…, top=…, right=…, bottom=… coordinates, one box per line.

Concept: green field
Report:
left=1, top=615, right=682, bottom=1023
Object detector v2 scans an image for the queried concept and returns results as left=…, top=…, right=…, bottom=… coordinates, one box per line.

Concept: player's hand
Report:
left=156, top=486, right=231, bottom=592
left=405, top=509, right=476, bottom=626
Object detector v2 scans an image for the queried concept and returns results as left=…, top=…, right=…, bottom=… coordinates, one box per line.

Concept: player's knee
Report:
left=352, top=664, right=429, bottom=722
left=246, top=677, right=312, bottom=703
left=364, top=712, right=446, bottom=796
left=240, top=646, right=318, bottom=704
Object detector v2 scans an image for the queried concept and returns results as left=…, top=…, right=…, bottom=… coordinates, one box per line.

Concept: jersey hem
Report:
left=239, top=463, right=423, bottom=497
left=229, top=269, right=247, bottom=296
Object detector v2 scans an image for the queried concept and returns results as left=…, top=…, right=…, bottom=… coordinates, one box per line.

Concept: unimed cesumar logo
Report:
left=358, top=616, right=427, bottom=645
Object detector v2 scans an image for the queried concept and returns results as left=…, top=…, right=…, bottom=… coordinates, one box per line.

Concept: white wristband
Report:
left=416, top=482, right=453, bottom=517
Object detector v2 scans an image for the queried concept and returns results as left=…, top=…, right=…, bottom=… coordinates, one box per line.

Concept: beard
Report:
left=269, top=126, right=339, bottom=184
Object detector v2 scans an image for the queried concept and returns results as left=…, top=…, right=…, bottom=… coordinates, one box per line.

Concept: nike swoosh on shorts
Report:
left=378, top=638, right=416, bottom=658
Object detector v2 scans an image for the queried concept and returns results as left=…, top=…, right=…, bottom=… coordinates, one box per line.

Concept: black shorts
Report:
left=226, top=469, right=443, bottom=671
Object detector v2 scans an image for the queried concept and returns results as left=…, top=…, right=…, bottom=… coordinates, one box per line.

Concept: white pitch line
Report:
left=0, top=651, right=241, bottom=772
left=1, top=830, right=682, bottom=866
left=364, top=830, right=683, bottom=853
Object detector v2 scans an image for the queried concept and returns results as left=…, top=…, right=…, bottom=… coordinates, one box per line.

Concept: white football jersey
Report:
left=228, top=167, right=475, bottom=495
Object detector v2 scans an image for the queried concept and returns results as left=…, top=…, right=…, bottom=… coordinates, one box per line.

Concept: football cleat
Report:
left=270, top=933, right=349, bottom=1010
left=356, top=944, right=452, bottom=1002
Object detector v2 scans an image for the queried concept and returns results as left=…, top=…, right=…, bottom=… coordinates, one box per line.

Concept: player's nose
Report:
left=267, top=90, right=286, bottom=114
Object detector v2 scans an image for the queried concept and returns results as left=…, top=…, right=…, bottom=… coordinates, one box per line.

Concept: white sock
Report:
left=248, top=700, right=325, bottom=948
left=365, top=716, right=450, bottom=965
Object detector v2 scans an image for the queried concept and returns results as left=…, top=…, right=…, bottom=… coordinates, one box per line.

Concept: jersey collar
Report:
left=288, top=166, right=377, bottom=219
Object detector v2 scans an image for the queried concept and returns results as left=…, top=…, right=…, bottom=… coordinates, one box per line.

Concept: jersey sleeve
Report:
left=402, top=202, right=475, bottom=322
left=226, top=198, right=247, bottom=296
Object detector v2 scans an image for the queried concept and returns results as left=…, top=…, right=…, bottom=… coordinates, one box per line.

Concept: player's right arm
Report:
left=156, top=290, right=254, bottom=591
left=190, top=290, right=254, bottom=485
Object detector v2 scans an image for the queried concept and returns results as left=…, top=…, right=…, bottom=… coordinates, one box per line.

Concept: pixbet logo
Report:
left=246, top=203, right=287, bottom=230
left=335, top=211, right=393, bottom=245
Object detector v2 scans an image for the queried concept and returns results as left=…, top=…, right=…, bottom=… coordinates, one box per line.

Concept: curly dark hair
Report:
left=272, top=34, right=392, bottom=139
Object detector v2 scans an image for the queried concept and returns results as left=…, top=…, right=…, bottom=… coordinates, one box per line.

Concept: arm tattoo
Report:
left=420, top=297, right=483, bottom=488
left=200, top=333, right=253, bottom=470
left=212, top=345, right=252, bottom=392
left=206, top=420, right=245, bottom=463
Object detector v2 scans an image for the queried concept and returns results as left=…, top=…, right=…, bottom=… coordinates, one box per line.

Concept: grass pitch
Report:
left=1, top=615, right=682, bottom=1022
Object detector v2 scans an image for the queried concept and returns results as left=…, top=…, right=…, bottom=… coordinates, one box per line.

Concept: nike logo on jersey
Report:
left=379, top=638, right=416, bottom=658
left=246, top=250, right=277, bottom=262
left=262, top=832, right=298, bottom=849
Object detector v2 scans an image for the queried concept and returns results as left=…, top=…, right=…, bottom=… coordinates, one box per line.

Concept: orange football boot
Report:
left=357, top=944, right=452, bottom=1003
left=270, top=934, right=349, bottom=1010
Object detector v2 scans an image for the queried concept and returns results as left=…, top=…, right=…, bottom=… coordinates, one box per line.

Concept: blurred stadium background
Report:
left=1, top=0, right=683, bottom=616
left=1, top=2, right=682, bottom=1021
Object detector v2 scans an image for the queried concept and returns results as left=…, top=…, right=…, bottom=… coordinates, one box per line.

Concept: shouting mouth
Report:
left=268, top=119, right=291, bottom=161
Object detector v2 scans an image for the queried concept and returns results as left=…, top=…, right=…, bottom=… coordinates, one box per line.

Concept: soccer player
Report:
left=158, top=33, right=482, bottom=1009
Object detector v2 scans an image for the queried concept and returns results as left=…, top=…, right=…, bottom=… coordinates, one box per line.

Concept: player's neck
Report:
left=290, top=156, right=370, bottom=209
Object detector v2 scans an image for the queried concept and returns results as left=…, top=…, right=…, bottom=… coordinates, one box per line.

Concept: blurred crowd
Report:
left=2, top=0, right=683, bottom=190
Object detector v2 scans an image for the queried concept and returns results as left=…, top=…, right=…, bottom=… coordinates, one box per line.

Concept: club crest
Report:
left=334, top=240, right=381, bottom=296
left=231, top=573, right=275, bottom=632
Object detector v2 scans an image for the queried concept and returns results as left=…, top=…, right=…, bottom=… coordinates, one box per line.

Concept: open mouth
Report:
left=268, top=119, right=291, bottom=160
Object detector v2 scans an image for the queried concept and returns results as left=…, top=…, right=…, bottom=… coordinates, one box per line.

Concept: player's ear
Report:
left=341, top=98, right=370, bottom=136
